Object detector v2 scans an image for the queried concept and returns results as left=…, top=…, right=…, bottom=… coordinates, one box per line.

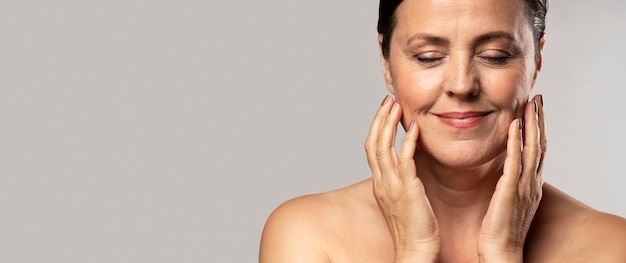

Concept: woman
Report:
left=260, top=0, right=626, bottom=262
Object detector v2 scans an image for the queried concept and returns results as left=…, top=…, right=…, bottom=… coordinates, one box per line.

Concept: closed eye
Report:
left=477, top=50, right=514, bottom=65
left=478, top=55, right=512, bottom=64
left=415, top=51, right=446, bottom=65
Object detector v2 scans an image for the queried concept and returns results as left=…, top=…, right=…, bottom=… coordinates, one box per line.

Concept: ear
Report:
left=531, top=33, right=546, bottom=88
left=378, top=34, right=396, bottom=95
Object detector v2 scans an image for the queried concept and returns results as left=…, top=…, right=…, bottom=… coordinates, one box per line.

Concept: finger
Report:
left=533, top=94, right=547, bottom=176
left=377, top=101, right=403, bottom=176
left=520, top=99, right=541, bottom=193
left=532, top=94, right=546, bottom=193
left=365, top=95, right=393, bottom=180
left=397, top=121, right=419, bottom=183
left=497, top=119, right=523, bottom=199
left=484, top=119, right=523, bottom=222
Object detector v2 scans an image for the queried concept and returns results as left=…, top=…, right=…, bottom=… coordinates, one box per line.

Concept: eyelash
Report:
left=416, top=56, right=444, bottom=64
left=478, top=54, right=513, bottom=65
left=415, top=53, right=446, bottom=65
left=414, top=52, right=514, bottom=65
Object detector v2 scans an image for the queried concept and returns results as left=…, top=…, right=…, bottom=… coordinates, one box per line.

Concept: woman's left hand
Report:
left=478, top=94, right=546, bottom=263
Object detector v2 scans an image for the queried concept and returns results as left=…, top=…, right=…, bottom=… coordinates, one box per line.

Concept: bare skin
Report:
left=260, top=180, right=626, bottom=262
left=260, top=0, right=626, bottom=262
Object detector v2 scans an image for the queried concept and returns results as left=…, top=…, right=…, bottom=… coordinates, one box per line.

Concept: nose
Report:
left=444, top=53, right=480, bottom=99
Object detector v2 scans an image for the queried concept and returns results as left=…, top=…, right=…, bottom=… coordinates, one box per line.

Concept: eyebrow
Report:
left=405, top=33, right=449, bottom=46
left=405, top=31, right=517, bottom=46
left=474, top=31, right=517, bottom=45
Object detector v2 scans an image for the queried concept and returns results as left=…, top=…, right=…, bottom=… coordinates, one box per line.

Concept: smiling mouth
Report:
left=435, top=111, right=492, bottom=128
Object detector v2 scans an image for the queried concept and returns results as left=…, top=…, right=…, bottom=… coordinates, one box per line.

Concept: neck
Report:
left=413, top=151, right=507, bottom=262
left=415, top=150, right=506, bottom=225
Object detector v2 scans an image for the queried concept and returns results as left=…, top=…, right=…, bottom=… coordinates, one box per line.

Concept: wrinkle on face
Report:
left=380, top=0, right=540, bottom=169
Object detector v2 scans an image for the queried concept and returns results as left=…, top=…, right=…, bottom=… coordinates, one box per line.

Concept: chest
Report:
left=321, top=214, right=569, bottom=263
left=323, top=208, right=394, bottom=263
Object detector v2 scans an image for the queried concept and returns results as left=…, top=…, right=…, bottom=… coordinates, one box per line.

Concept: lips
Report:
left=435, top=111, right=491, bottom=128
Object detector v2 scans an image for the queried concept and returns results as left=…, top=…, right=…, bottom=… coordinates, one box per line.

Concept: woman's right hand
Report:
left=365, top=96, right=440, bottom=262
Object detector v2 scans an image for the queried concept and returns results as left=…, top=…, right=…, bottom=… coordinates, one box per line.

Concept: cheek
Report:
left=392, top=71, right=442, bottom=127
left=481, top=67, right=532, bottom=112
left=391, top=61, right=443, bottom=105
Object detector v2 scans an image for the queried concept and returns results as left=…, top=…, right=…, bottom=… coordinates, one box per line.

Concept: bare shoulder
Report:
left=259, top=179, right=377, bottom=263
left=526, top=183, right=626, bottom=262
left=572, top=209, right=626, bottom=261
left=259, top=191, right=334, bottom=263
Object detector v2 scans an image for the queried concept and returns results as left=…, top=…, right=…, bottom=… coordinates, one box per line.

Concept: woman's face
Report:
left=381, top=0, right=542, bottom=168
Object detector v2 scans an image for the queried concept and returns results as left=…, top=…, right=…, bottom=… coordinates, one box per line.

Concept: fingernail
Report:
left=539, top=95, right=544, bottom=106
left=409, top=121, right=415, bottom=131
left=380, top=95, right=390, bottom=106
left=533, top=99, right=539, bottom=114
left=390, top=102, right=398, bottom=113
left=519, top=118, right=525, bottom=130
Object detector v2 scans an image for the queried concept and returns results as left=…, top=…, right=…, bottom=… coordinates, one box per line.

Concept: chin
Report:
left=420, top=140, right=506, bottom=170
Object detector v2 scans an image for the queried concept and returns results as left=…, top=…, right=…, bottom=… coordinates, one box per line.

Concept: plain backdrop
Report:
left=1, top=0, right=625, bottom=262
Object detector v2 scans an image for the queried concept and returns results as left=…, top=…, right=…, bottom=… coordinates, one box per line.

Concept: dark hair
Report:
left=377, top=0, right=548, bottom=60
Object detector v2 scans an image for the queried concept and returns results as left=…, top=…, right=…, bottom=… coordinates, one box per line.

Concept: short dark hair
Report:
left=377, top=0, right=548, bottom=60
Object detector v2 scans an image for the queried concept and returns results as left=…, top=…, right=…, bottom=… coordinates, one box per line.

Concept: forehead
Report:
left=393, top=0, right=531, bottom=43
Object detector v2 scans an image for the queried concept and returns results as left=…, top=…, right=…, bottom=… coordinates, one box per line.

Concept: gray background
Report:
left=1, top=0, right=625, bottom=262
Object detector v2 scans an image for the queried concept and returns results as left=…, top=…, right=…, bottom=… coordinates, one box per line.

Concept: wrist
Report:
left=394, top=250, right=439, bottom=263
left=479, top=251, right=523, bottom=263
